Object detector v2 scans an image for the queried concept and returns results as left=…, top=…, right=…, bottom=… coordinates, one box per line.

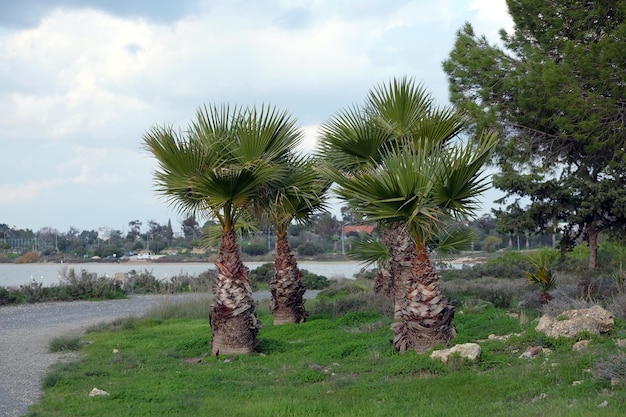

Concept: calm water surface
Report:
left=0, top=261, right=372, bottom=287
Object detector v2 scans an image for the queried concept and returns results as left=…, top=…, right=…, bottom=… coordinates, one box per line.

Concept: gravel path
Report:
left=0, top=291, right=289, bottom=417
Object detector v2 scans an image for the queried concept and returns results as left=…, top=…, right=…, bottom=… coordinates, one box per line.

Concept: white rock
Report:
left=430, top=343, right=481, bottom=363
left=598, top=400, right=609, bottom=408
left=572, top=340, right=590, bottom=352
left=535, top=306, right=614, bottom=338
left=89, top=387, right=110, bottom=397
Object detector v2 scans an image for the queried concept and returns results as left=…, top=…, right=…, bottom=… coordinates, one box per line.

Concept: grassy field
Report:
left=28, top=285, right=626, bottom=417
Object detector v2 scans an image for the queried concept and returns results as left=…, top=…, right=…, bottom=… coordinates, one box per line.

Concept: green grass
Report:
left=27, top=303, right=626, bottom=417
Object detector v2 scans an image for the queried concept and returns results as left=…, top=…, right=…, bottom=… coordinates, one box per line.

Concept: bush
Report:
left=297, top=242, right=323, bottom=256
left=20, top=281, right=45, bottom=303
left=441, top=252, right=530, bottom=281
left=249, top=263, right=274, bottom=289
left=0, top=287, right=22, bottom=305
left=14, top=250, right=39, bottom=264
left=443, top=277, right=526, bottom=309
left=301, top=269, right=330, bottom=290
left=593, top=352, right=626, bottom=385
left=49, top=336, right=83, bottom=352
left=61, top=269, right=123, bottom=300
left=310, top=280, right=393, bottom=318
left=124, top=269, right=161, bottom=294
left=241, top=243, right=269, bottom=256
left=167, top=270, right=216, bottom=293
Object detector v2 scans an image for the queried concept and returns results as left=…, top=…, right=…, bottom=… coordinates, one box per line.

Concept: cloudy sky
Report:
left=0, top=0, right=513, bottom=234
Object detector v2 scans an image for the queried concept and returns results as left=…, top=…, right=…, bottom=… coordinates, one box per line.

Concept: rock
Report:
left=519, top=346, right=542, bottom=359
left=89, top=388, right=110, bottom=397
left=532, top=393, right=547, bottom=402
left=535, top=306, right=614, bottom=338
left=572, top=380, right=583, bottom=386
left=615, top=339, right=626, bottom=348
left=430, top=343, right=481, bottom=363
left=572, top=340, right=590, bottom=352
left=598, top=400, right=609, bottom=408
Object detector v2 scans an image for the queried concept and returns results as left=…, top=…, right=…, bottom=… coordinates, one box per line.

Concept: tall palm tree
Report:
left=319, top=77, right=498, bottom=353
left=143, top=103, right=303, bottom=355
left=265, top=157, right=329, bottom=325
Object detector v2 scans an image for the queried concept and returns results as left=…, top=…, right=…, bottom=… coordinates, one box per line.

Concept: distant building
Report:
left=342, top=225, right=375, bottom=236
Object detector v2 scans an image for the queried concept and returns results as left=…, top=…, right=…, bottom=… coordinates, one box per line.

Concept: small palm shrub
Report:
left=525, top=249, right=559, bottom=304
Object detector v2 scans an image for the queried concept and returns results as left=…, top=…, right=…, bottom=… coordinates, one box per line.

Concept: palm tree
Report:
left=319, top=77, right=498, bottom=353
left=265, top=157, right=329, bottom=324
left=143, top=103, right=303, bottom=355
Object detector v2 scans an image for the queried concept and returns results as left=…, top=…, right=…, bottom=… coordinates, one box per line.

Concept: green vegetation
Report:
left=27, top=277, right=626, bottom=417
left=49, top=336, right=83, bottom=353
left=0, top=268, right=217, bottom=306
left=444, top=1, right=626, bottom=269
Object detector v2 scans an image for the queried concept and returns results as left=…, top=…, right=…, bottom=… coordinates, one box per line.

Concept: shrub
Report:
left=297, top=242, right=323, bottom=256
left=249, top=263, right=274, bottom=289
left=0, top=287, right=22, bottom=305
left=167, top=270, right=215, bottom=293
left=124, top=269, right=161, bottom=294
left=20, top=281, right=45, bottom=303
left=49, top=336, right=83, bottom=352
left=311, top=281, right=393, bottom=318
left=592, top=352, right=626, bottom=385
left=61, top=269, right=123, bottom=300
left=441, top=252, right=530, bottom=281
left=443, top=277, right=526, bottom=309
left=241, top=243, right=269, bottom=256
left=301, top=269, right=330, bottom=290
left=14, top=250, right=39, bottom=264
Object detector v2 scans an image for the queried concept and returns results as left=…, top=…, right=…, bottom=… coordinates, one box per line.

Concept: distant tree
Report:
left=443, top=1, right=626, bottom=268
left=481, top=235, right=503, bottom=253
left=127, top=220, right=142, bottom=241
left=181, top=215, right=200, bottom=239
left=313, top=212, right=340, bottom=240
left=165, top=219, right=174, bottom=243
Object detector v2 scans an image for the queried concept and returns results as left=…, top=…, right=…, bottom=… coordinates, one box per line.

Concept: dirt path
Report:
left=0, top=294, right=192, bottom=416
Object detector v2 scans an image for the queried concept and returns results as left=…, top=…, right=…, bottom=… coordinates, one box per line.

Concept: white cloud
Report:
left=0, top=1, right=513, bottom=231
left=0, top=178, right=62, bottom=204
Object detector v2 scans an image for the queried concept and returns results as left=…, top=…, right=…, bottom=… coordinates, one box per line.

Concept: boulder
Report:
left=535, top=305, right=614, bottom=338
left=430, top=343, right=481, bottom=363
left=88, top=387, right=110, bottom=397
left=572, top=340, right=590, bottom=352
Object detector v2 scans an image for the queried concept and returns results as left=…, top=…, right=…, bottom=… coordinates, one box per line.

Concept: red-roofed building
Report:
left=342, top=225, right=375, bottom=236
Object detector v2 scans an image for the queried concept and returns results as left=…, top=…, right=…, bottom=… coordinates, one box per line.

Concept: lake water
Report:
left=0, top=261, right=373, bottom=288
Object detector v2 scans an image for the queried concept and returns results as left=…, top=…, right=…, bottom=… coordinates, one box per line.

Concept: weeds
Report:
left=49, top=336, right=83, bottom=352
left=593, top=352, right=626, bottom=385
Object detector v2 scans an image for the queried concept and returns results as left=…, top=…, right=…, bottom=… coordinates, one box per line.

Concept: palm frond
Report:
left=348, top=236, right=390, bottom=268
left=430, top=223, right=477, bottom=262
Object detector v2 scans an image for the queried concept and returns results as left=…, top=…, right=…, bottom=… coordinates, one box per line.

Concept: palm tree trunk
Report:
left=588, top=224, right=599, bottom=269
left=385, top=224, right=456, bottom=353
left=209, top=228, right=261, bottom=355
left=271, top=234, right=307, bottom=325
